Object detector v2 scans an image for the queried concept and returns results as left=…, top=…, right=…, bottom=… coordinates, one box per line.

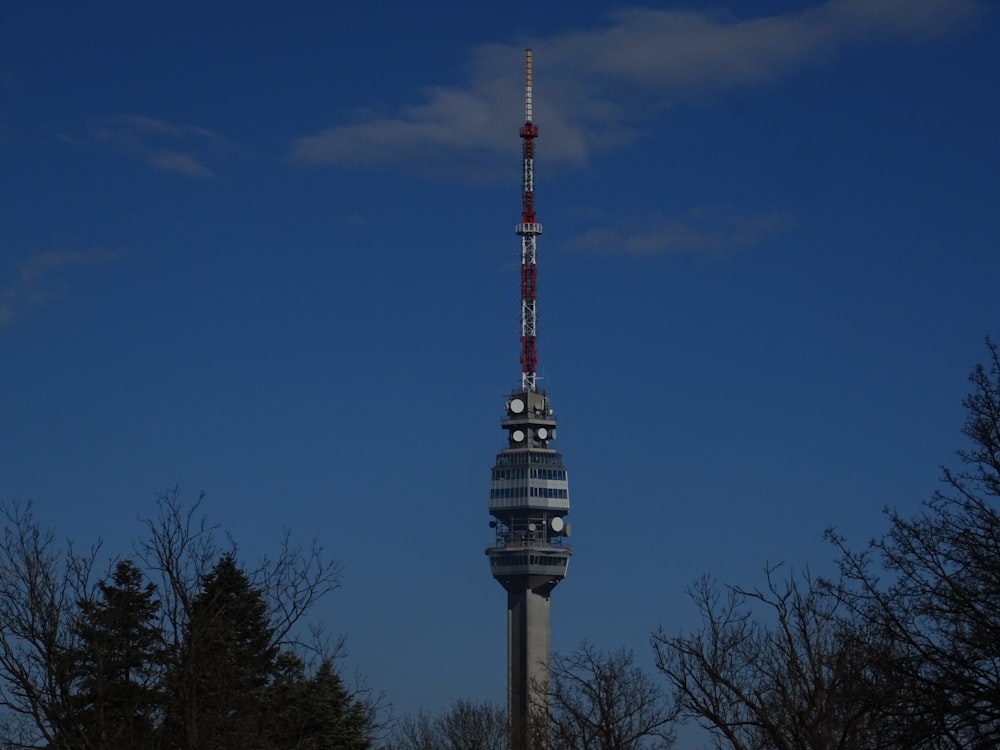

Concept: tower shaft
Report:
left=507, top=589, right=551, bottom=748
left=487, top=50, right=572, bottom=750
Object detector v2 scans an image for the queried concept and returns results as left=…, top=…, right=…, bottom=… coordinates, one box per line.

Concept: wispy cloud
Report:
left=91, top=115, right=226, bottom=178
left=290, top=0, right=983, bottom=171
left=145, top=151, right=216, bottom=179
left=0, top=250, right=119, bottom=326
left=564, top=208, right=797, bottom=257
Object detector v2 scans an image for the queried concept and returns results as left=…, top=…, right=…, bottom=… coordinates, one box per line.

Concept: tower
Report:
left=486, top=49, right=572, bottom=750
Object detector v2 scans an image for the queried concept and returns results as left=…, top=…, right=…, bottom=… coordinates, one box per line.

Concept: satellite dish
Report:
left=563, top=523, right=572, bottom=538
left=512, top=429, right=525, bottom=442
left=528, top=523, right=536, bottom=531
left=509, top=398, right=525, bottom=414
left=550, top=517, right=564, bottom=532
left=536, top=427, right=548, bottom=440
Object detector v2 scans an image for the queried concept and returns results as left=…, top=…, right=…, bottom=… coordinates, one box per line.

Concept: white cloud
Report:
left=119, top=115, right=225, bottom=143
left=146, top=151, right=217, bottom=179
left=91, top=115, right=225, bottom=178
left=564, top=209, right=797, bottom=257
left=0, top=250, right=120, bottom=326
left=290, top=0, right=983, bottom=171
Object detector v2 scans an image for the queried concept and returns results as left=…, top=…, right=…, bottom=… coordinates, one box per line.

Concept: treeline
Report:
left=4, top=339, right=998, bottom=750
left=387, top=338, right=1000, bottom=750
left=0, top=494, right=377, bottom=750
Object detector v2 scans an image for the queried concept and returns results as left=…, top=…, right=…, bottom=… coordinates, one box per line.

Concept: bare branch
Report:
left=654, top=569, right=892, bottom=750
left=0, top=500, right=99, bottom=746
left=541, top=641, right=676, bottom=750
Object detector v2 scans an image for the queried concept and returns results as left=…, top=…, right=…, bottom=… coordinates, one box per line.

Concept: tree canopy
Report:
left=0, top=490, right=376, bottom=750
left=830, top=337, right=1000, bottom=747
left=655, top=338, right=1000, bottom=750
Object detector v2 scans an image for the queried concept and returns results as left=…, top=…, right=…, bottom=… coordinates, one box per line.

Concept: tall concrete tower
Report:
left=486, top=49, right=572, bottom=750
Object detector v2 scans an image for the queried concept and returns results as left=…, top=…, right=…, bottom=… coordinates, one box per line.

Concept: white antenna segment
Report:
left=525, top=49, right=533, bottom=123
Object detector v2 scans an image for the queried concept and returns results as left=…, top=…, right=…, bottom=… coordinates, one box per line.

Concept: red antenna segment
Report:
left=517, top=49, right=541, bottom=391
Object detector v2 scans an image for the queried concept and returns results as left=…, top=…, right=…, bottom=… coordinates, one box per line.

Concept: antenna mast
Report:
left=517, top=49, right=541, bottom=391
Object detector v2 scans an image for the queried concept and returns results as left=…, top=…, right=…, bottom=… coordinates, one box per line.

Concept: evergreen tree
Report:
left=60, top=559, right=163, bottom=750
left=266, top=654, right=373, bottom=750
left=165, top=553, right=278, bottom=750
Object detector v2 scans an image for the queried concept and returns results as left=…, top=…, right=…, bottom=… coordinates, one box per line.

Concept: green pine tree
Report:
left=165, top=553, right=278, bottom=750
left=265, top=654, right=372, bottom=750
left=60, top=559, right=164, bottom=750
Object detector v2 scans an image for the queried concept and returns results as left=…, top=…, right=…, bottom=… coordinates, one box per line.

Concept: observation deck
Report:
left=486, top=545, right=571, bottom=591
left=487, top=388, right=572, bottom=594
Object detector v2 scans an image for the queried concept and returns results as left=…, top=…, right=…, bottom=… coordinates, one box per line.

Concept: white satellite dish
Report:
left=536, top=427, right=548, bottom=440
left=528, top=523, right=536, bottom=531
left=512, top=429, right=525, bottom=442
left=550, top=517, right=564, bottom=532
left=509, top=398, right=525, bottom=414
left=563, top=523, right=572, bottom=538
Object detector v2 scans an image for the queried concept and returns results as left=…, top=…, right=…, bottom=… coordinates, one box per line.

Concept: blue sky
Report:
left=2, top=0, right=999, bottom=729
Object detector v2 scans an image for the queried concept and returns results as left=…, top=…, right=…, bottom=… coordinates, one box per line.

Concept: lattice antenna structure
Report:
left=517, top=50, right=542, bottom=391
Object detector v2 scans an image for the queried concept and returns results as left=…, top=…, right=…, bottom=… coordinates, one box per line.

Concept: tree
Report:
left=0, top=489, right=376, bottom=750
left=266, top=654, right=374, bottom=750
left=58, top=559, right=164, bottom=750
left=164, top=553, right=278, bottom=750
left=542, top=642, right=675, bottom=750
left=0, top=500, right=96, bottom=749
left=386, top=645, right=674, bottom=750
left=830, top=337, right=1000, bottom=748
left=653, top=568, right=894, bottom=750
left=385, top=699, right=507, bottom=750
left=134, top=488, right=343, bottom=665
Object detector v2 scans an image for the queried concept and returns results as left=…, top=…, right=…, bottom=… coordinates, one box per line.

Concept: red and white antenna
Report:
left=517, top=49, right=541, bottom=392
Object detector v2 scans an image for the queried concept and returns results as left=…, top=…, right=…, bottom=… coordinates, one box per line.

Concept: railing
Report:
left=487, top=536, right=570, bottom=551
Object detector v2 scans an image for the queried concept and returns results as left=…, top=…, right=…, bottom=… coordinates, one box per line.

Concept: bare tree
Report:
left=539, top=642, right=675, bottom=750
left=0, top=500, right=98, bottom=748
left=384, top=699, right=507, bottom=750
left=830, top=337, right=1000, bottom=749
left=653, top=568, right=893, bottom=750
left=134, top=487, right=343, bottom=656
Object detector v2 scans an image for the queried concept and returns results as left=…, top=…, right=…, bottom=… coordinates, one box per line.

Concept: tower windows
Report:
left=527, top=487, right=568, bottom=499
left=529, top=468, right=567, bottom=480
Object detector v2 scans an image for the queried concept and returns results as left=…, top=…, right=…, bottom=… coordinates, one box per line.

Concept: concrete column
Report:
left=507, top=587, right=551, bottom=750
